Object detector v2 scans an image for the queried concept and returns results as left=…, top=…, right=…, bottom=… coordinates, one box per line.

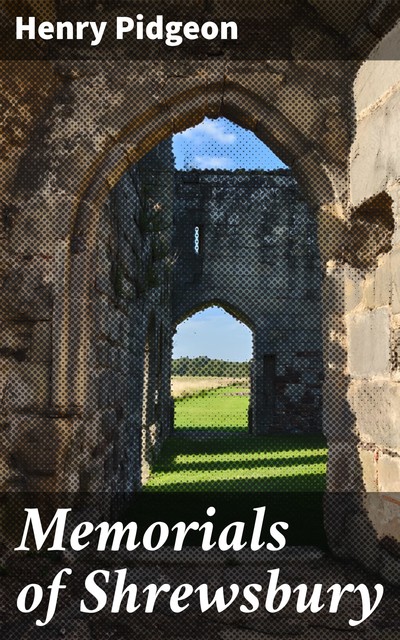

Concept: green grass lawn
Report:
left=145, top=434, right=327, bottom=492
left=137, top=386, right=328, bottom=547
left=174, top=385, right=249, bottom=430
left=141, top=433, right=328, bottom=547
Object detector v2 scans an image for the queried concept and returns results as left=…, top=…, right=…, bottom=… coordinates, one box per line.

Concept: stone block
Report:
left=326, top=441, right=361, bottom=491
left=0, top=321, right=31, bottom=362
left=355, top=53, right=400, bottom=115
left=349, top=380, right=400, bottom=451
left=350, top=89, right=400, bottom=206
left=11, top=418, right=59, bottom=476
left=363, top=492, right=386, bottom=539
left=347, top=308, right=391, bottom=377
left=95, top=296, right=119, bottom=343
left=390, top=184, right=400, bottom=246
left=366, top=493, right=400, bottom=547
left=359, top=448, right=378, bottom=491
left=0, top=258, right=53, bottom=321
left=375, top=254, right=391, bottom=307
left=344, top=265, right=363, bottom=313
left=31, top=321, right=52, bottom=363
left=276, top=81, right=322, bottom=138
left=390, top=246, right=400, bottom=314
left=3, top=363, right=50, bottom=411
left=362, top=272, right=375, bottom=309
left=377, top=453, right=400, bottom=492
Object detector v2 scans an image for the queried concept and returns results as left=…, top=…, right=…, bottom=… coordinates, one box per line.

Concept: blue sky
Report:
left=172, top=118, right=285, bottom=362
left=173, top=307, right=253, bottom=361
left=173, top=117, right=286, bottom=171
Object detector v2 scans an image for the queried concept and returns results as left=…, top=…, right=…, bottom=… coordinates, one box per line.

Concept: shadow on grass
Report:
left=145, top=434, right=327, bottom=492
left=137, top=434, right=328, bottom=548
left=154, top=434, right=327, bottom=460
left=175, top=425, right=248, bottom=431
left=156, top=452, right=326, bottom=473
left=144, top=472, right=327, bottom=493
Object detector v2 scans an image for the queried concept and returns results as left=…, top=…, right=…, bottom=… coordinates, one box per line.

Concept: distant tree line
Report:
left=172, top=356, right=250, bottom=377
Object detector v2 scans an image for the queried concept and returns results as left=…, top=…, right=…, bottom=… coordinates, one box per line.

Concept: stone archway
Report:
left=171, top=300, right=255, bottom=433
left=61, top=75, right=346, bottom=421
left=2, top=62, right=352, bottom=497
left=3, top=16, right=398, bottom=580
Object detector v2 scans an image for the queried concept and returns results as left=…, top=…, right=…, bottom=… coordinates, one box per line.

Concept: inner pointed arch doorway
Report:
left=172, top=304, right=254, bottom=433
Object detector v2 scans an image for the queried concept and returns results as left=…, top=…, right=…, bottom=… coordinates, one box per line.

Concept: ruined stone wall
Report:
left=0, top=245, right=54, bottom=489
left=0, top=1, right=398, bottom=581
left=0, top=137, right=175, bottom=494
left=172, top=169, right=323, bottom=434
left=65, top=159, right=325, bottom=493
left=327, top=22, right=400, bottom=580
left=90, top=139, right=175, bottom=491
left=349, top=33, right=400, bottom=490
left=0, top=52, right=352, bottom=496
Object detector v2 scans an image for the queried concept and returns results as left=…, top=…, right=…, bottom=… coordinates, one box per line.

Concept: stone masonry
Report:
left=172, top=169, right=322, bottom=434
left=97, top=160, right=323, bottom=486
left=0, top=1, right=399, bottom=585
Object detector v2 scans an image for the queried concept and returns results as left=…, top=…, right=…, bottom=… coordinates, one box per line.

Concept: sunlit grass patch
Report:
left=174, top=384, right=250, bottom=429
left=144, top=435, right=327, bottom=492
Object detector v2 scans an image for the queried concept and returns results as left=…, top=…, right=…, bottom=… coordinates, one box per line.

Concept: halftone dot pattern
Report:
left=0, top=2, right=400, bottom=638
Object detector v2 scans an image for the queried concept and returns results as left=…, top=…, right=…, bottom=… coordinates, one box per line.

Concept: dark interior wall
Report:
left=172, top=169, right=323, bottom=434
left=92, top=139, right=175, bottom=491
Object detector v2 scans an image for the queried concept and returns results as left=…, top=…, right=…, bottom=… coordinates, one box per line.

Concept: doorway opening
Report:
left=172, top=304, right=253, bottom=433
left=100, top=113, right=327, bottom=501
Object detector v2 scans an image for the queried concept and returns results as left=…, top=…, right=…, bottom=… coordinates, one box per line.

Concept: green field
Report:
left=146, top=384, right=328, bottom=492
left=174, top=384, right=250, bottom=430
left=140, top=385, right=328, bottom=547
left=144, top=433, right=327, bottom=492
left=143, top=431, right=328, bottom=546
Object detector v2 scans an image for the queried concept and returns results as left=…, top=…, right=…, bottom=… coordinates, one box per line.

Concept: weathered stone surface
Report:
left=10, top=417, right=59, bottom=476
left=345, top=32, right=400, bottom=567
left=172, top=170, right=323, bottom=434
left=326, top=440, right=360, bottom=491
left=362, top=272, right=376, bottom=310
left=375, top=254, right=392, bottom=308
left=355, top=52, right=400, bottom=115
left=359, top=447, right=378, bottom=492
left=349, top=380, right=400, bottom=452
left=0, top=3, right=399, bottom=588
left=390, top=246, right=400, bottom=314
left=3, top=363, right=51, bottom=411
left=0, top=321, right=31, bottom=362
left=377, top=453, right=400, bottom=492
left=30, top=322, right=52, bottom=363
left=351, top=82, right=400, bottom=207
left=347, top=308, right=391, bottom=378
left=344, top=265, right=363, bottom=313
